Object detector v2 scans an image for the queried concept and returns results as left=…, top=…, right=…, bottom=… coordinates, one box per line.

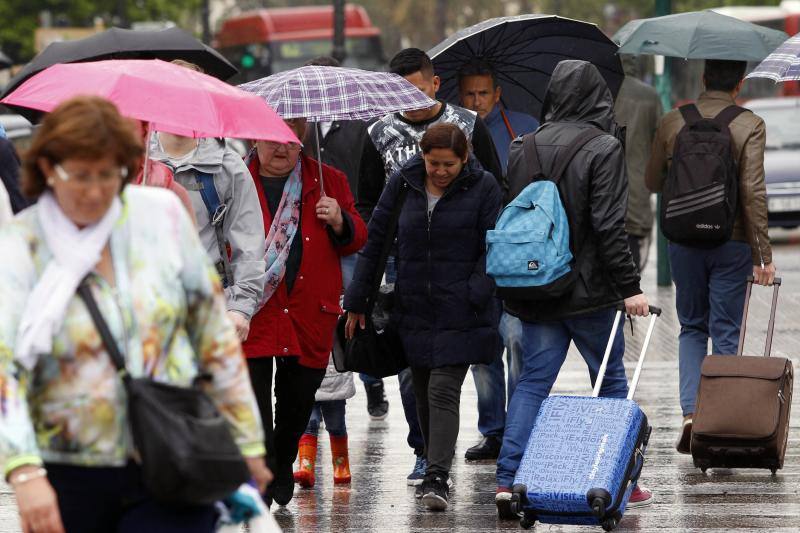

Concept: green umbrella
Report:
left=614, top=10, right=787, bottom=62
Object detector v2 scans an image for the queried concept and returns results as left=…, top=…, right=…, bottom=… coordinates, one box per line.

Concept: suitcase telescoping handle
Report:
left=736, top=276, right=782, bottom=358
left=592, top=306, right=662, bottom=400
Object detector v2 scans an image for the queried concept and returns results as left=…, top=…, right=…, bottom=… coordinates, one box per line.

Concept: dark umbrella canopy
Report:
left=1, top=26, right=237, bottom=99
left=429, top=15, right=624, bottom=120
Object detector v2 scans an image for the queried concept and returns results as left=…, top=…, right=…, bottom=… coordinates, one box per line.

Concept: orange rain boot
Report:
left=330, top=434, right=351, bottom=485
left=293, top=434, right=317, bottom=488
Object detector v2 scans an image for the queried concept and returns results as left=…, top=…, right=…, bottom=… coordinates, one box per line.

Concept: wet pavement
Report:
left=2, top=231, right=800, bottom=532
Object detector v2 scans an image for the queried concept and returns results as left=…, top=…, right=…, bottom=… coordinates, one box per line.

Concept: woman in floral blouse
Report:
left=0, top=96, right=270, bottom=533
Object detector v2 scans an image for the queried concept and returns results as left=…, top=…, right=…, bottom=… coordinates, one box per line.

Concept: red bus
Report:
left=215, top=4, right=385, bottom=83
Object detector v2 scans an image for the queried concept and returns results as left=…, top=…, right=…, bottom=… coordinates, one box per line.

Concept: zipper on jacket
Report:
left=426, top=196, right=434, bottom=300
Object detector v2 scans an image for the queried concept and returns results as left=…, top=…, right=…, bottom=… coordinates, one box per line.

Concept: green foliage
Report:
left=0, top=0, right=202, bottom=63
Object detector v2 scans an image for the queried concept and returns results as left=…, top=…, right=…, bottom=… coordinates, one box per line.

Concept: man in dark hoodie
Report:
left=494, top=60, right=653, bottom=519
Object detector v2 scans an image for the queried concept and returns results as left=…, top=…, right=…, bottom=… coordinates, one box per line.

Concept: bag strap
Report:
left=522, top=134, right=545, bottom=182
left=678, top=104, right=704, bottom=126
left=196, top=171, right=233, bottom=288
left=713, top=105, right=747, bottom=129
left=524, top=128, right=606, bottom=188
left=366, top=183, right=409, bottom=315
left=77, top=279, right=128, bottom=378
left=550, top=128, right=606, bottom=184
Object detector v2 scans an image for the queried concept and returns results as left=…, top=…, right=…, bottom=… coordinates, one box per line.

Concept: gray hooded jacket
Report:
left=150, top=136, right=266, bottom=320
left=504, top=60, right=641, bottom=322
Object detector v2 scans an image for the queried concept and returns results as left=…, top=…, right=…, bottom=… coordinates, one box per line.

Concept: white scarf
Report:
left=15, top=191, right=122, bottom=370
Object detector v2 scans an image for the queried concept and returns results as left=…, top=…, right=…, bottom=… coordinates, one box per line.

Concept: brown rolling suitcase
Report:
left=691, top=276, right=793, bottom=474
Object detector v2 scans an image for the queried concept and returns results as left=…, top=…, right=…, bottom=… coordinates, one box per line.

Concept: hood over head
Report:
left=541, top=60, right=616, bottom=133
left=149, top=135, right=226, bottom=174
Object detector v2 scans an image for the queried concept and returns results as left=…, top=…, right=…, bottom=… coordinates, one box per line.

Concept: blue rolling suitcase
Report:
left=510, top=307, right=661, bottom=531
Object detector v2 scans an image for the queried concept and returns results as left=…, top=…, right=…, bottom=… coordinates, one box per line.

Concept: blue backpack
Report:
left=487, top=128, right=604, bottom=300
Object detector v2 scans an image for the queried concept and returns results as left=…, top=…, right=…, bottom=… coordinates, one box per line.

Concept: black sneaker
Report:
left=416, top=474, right=452, bottom=499
left=464, top=435, right=502, bottom=460
left=365, top=381, right=389, bottom=420
left=420, top=474, right=449, bottom=511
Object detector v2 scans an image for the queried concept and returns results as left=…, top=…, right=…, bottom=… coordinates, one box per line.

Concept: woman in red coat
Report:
left=243, top=117, right=367, bottom=507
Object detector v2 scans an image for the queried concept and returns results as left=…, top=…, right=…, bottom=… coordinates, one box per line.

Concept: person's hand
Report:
left=227, top=311, right=251, bottom=342
left=11, top=467, right=65, bottom=533
left=245, top=456, right=273, bottom=494
left=753, top=262, right=776, bottom=286
left=316, top=195, right=344, bottom=234
left=624, top=293, right=649, bottom=317
left=345, top=312, right=366, bottom=339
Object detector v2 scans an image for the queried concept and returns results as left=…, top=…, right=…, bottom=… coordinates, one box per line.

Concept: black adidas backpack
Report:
left=660, top=104, right=746, bottom=247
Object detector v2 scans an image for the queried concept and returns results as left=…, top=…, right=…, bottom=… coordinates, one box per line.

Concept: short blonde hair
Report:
left=170, top=59, right=204, bottom=73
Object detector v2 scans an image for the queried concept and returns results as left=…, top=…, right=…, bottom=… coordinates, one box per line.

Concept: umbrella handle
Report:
left=315, top=123, right=325, bottom=196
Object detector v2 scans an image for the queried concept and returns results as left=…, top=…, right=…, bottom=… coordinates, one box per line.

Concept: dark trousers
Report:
left=247, top=356, right=326, bottom=491
left=410, top=364, right=470, bottom=478
left=46, top=462, right=216, bottom=533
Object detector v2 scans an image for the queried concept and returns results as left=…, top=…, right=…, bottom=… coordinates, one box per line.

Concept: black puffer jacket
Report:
left=504, top=60, right=641, bottom=322
left=344, top=155, right=502, bottom=369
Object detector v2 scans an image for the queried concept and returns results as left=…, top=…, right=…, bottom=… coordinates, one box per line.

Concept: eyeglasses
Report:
left=54, top=164, right=128, bottom=187
left=260, top=141, right=301, bottom=151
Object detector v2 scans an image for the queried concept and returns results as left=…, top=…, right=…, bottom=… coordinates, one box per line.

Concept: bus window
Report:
left=270, top=37, right=384, bottom=73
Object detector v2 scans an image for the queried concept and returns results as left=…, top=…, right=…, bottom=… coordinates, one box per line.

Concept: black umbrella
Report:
left=429, top=15, right=624, bottom=120
left=1, top=26, right=237, bottom=100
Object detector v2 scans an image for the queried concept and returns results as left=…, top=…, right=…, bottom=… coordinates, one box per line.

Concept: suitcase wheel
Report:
left=771, top=468, right=777, bottom=475
left=510, top=483, right=528, bottom=514
left=587, top=488, right=612, bottom=519
left=700, top=467, right=708, bottom=474
left=602, top=517, right=618, bottom=532
left=520, top=511, right=536, bottom=530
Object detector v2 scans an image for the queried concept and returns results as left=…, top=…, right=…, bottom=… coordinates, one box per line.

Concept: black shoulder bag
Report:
left=333, top=183, right=409, bottom=378
left=77, top=280, right=250, bottom=505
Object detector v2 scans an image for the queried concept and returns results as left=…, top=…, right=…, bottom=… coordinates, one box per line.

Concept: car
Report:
left=746, top=97, right=800, bottom=229
left=0, top=113, right=34, bottom=152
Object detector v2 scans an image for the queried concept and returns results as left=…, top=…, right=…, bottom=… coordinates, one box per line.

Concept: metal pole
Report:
left=655, top=0, right=672, bottom=287
left=116, top=0, right=128, bottom=28
left=436, top=0, right=448, bottom=42
left=332, top=0, right=346, bottom=64
left=202, top=0, right=211, bottom=44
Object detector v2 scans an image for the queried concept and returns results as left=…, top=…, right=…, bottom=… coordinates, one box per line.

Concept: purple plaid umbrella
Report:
left=239, top=66, right=436, bottom=192
left=238, top=65, right=436, bottom=121
left=747, top=34, right=800, bottom=82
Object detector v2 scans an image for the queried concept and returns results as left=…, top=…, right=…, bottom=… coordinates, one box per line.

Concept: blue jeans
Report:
left=471, top=311, right=523, bottom=437
left=669, top=240, right=752, bottom=416
left=341, top=254, right=357, bottom=290
left=496, top=308, right=628, bottom=488
left=305, top=400, right=347, bottom=437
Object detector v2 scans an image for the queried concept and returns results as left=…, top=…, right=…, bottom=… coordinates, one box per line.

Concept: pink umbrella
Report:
left=0, top=58, right=299, bottom=143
